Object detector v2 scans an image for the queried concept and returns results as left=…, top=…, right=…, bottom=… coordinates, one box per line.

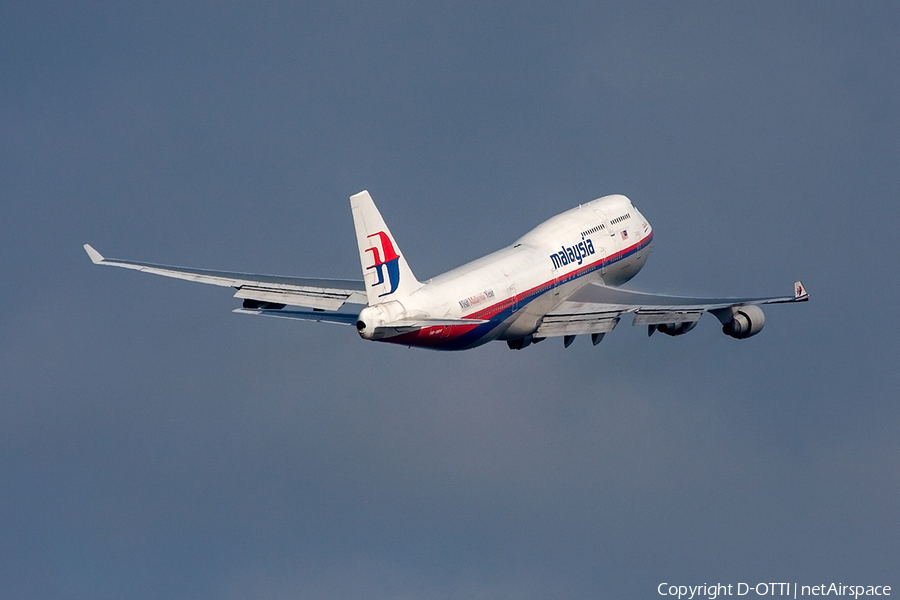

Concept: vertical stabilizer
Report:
left=350, top=191, right=422, bottom=305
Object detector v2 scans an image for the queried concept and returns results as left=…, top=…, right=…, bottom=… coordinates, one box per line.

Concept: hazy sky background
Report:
left=2, top=3, right=898, bottom=598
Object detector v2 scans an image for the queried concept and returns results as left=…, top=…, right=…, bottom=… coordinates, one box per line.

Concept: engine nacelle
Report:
left=506, top=334, right=534, bottom=350
left=722, top=305, right=765, bottom=339
left=656, top=321, right=698, bottom=337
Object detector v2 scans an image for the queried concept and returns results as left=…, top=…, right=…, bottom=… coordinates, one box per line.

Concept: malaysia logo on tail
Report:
left=365, top=231, right=401, bottom=297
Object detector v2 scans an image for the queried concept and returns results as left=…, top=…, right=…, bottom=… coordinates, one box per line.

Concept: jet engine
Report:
left=656, top=321, right=698, bottom=337
left=506, top=334, right=535, bottom=350
left=721, top=305, right=765, bottom=339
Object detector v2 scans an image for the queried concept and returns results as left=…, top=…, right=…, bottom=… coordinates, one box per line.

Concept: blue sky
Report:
left=2, top=3, right=898, bottom=598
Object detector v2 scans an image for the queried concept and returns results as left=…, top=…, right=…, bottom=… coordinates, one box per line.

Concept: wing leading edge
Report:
left=83, top=244, right=366, bottom=316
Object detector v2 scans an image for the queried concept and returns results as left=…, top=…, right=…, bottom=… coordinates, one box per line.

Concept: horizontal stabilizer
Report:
left=233, top=307, right=360, bottom=325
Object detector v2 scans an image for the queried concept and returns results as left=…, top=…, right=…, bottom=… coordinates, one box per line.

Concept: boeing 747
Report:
left=84, top=191, right=808, bottom=350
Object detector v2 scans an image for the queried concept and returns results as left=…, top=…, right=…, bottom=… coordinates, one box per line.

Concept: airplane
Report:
left=84, top=191, right=808, bottom=351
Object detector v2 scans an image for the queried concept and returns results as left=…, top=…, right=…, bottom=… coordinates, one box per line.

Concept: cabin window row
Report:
left=581, top=224, right=605, bottom=238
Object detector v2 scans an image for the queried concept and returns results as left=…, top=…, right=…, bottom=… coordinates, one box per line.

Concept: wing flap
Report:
left=234, top=286, right=351, bottom=311
left=632, top=310, right=704, bottom=326
left=536, top=313, right=621, bottom=337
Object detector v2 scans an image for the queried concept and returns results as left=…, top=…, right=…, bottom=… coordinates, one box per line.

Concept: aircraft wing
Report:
left=537, top=280, right=809, bottom=339
left=83, top=244, right=367, bottom=312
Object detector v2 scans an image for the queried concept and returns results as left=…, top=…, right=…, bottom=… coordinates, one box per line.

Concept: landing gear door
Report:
left=593, top=209, right=616, bottom=280
left=596, top=246, right=608, bottom=277
left=508, top=285, right=518, bottom=313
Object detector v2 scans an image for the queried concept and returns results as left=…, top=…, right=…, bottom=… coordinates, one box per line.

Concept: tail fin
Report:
left=350, top=190, right=422, bottom=305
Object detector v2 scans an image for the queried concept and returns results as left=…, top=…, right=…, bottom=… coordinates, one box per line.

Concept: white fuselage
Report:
left=357, top=194, right=653, bottom=350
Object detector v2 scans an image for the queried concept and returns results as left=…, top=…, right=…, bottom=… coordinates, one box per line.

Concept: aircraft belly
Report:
left=374, top=321, right=501, bottom=351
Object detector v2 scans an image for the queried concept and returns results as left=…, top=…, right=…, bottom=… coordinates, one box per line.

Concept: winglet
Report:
left=83, top=244, right=105, bottom=264
left=794, top=280, right=809, bottom=301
